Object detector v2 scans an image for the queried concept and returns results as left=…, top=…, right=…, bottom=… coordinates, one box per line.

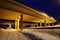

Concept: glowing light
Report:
left=2, top=29, right=19, bottom=32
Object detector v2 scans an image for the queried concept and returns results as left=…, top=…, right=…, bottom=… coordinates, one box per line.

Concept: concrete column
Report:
left=15, top=16, right=20, bottom=29
left=15, top=20, right=17, bottom=29
left=40, top=22, right=42, bottom=27
left=36, top=22, right=38, bottom=27
left=44, top=20, right=47, bottom=26
left=45, top=23, right=47, bottom=26
left=15, top=20, right=19, bottom=29
left=52, top=23, right=54, bottom=26
left=48, top=23, right=50, bottom=26
left=15, top=19, right=20, bottom=29
left=20, top=15, right=23, bottom=30
left=9, top=24, right=11, bottom=28
left=32, top=24, right=35, bottom=27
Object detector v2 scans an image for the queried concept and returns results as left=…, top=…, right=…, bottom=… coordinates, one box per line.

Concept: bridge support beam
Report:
left=52, top=23, right=54, bottom=26
left=40, top=22, right=42, bottom=27
left=45, top=23, right=47, bottom=26
left=20, top=15, right=23, bottom=30
left=36, top=22, right=38, bottom=27
left=44, top=20, right=48, bottom=26
left=48, top=23, right=50, bottom=26
left=15, top=19, right=20, bottom=29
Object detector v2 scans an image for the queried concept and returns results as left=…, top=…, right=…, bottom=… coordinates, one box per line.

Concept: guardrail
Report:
left=24, top=27, right=60, bottom=29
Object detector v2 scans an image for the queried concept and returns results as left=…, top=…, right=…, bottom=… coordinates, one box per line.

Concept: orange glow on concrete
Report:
left=2, top=29, right=19, bottom=32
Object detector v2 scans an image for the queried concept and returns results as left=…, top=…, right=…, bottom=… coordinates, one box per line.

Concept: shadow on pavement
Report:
left=20, top=32, right=43, bottom=40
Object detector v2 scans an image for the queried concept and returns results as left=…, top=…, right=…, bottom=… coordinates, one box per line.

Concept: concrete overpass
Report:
left=0, top=0, right=57, bottom=29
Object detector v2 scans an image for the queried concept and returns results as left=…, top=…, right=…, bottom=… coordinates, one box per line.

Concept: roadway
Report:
left=0, top=28, right=60, bottom=40
left=21, top=28, right=60, bottom=40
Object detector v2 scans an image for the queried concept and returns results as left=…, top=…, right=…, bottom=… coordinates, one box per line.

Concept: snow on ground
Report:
left=21, top=29, right=60, bottom=40
left=0, top=29, right=30, bottom=40
left=30, top=32, right=60, bottom=40
left=0, top=29, right=60, bottom=40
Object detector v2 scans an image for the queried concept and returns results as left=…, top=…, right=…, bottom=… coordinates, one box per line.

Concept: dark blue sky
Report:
left=15, top=0, right=60, bottom=22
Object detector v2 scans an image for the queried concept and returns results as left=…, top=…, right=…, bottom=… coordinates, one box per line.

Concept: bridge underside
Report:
left=0, top=0, right=57, bottom=29
left=0, top=8, right=57, bottom=29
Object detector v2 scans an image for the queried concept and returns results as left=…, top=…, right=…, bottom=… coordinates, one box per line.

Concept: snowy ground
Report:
left=0, top=29, right=30, bottom=40
left=21, top=31, right=60, bottom=40
left=21, top=29, right=60, bottom=40
left=0, top=29, right=60, bottom=40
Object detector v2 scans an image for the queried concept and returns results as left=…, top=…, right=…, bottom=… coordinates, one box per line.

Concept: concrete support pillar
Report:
left=20, top=15, right=23, bottom=30
left=48, top=23, right=50, bottom=26
left=52, top=23, right=54, bottom=26
left=36, top=22, right=38, bottom=27
left=15, top=19, right=20, bottom=29
left=40, top=22, right=42, bottom=27
left=32, top=24, right=35, bottom=27
left=45, top=23, right=47, bottom=26
left=44, top=20, right=47, bottom=26
left=15, top=20, right=17, bottom=29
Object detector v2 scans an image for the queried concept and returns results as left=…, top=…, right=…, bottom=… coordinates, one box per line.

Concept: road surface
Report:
left=0, top=29, right=60, bottom=40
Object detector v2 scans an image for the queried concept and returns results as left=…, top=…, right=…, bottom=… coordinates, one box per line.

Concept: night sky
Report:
left=15, top=0, right=60, bottom=22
